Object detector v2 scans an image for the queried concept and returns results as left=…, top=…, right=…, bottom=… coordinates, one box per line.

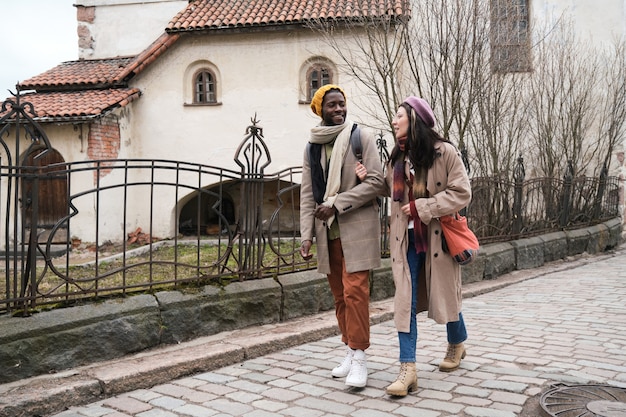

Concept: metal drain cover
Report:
left=541, top=384, right=626, bottom=417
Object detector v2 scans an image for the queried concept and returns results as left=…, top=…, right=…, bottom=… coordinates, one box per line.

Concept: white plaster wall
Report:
left=533, top=0, right=625, bottom=46
left=107, top=29, right=387, bottom=239
left=126, top=30, right=379, bottom=175
left=75, top=0, right=187, bottom=59
left=0, top=111, right=187, bottom=246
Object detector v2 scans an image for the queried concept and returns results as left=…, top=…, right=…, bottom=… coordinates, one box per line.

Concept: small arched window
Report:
left=194, top=70, right=217, bottom=104
left=307, top=65, right=332, bottom=101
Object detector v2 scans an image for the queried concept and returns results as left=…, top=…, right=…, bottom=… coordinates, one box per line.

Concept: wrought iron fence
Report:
left=467, top=157, right=619, bottom=243
left=0, top=94, right=619, bottom=315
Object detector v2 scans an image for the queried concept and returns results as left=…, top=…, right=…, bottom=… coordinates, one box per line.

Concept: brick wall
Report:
left=77, top=6, right=95, bottom=50
left=88, top=115, right=120, bottom=181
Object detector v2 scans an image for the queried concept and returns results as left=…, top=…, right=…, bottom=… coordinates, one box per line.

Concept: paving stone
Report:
left=171, top=404, right=216, bottom=417
left=101, top=397, right=152, bottom=414
left=464, top=406, right=517, bottom=417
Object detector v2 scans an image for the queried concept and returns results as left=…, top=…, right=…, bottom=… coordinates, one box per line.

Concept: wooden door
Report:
left=21, top=147, right=68, bottom=242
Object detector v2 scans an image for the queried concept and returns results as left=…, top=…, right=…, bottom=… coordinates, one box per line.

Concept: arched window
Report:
left=306, top=65, right=332, bottom=101
left=194, top=70, right=217, bottom=104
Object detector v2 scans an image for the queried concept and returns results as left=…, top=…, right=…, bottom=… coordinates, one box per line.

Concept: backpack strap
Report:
left=350, top=124, right=362, bottom=163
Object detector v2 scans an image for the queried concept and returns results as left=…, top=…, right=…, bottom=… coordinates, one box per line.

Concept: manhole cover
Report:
left=541, top=384, right=626, bottom=417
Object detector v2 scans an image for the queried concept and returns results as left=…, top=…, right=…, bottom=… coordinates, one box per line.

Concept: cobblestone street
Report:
left=30, top=248, right=626, bottom=417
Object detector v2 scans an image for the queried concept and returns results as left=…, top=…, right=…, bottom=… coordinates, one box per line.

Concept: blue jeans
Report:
left=398, top=230, right=468, bottom=362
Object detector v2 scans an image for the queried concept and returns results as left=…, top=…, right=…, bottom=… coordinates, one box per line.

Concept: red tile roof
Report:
left=19, top=33, right=180, bottom=92
left=4, top=33, right=178, bottom=123
left=19, top=58, right=135, bottom=91
left=1, top=89, right=141, bottom=122
left=167, top=0, right=409, bottom=32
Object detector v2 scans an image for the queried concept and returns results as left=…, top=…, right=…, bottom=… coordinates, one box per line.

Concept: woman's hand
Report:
left=401, top=202, right=413, bottom=216
left=355, top=162, right=367, bottom=181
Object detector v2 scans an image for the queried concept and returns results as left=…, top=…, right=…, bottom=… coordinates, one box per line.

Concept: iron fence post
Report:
left=559, top=161, right=574, bottom=228
left=234, top=115, right=271, bottom=280
left=512, top=154, right=525, bottom=236
left=593, top=163, right=608, bottom=219
left=376, top=132, right=390, bottom=254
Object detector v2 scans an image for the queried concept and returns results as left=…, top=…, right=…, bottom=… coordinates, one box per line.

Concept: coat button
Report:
left=434, top=253, right=439, bottom=257
left=437, top=182, right=442, bottom=186
left=435, top=230, right=439, bottom=235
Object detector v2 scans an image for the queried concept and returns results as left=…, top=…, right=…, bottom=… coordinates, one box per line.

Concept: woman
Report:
left=383, top=96, right=472, bottom=397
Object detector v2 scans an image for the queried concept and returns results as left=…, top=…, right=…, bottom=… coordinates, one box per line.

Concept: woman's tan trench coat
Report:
left=384, top=141, right=472, bottom=332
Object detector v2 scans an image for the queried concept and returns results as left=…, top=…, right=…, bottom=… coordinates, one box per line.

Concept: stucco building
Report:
left=1, top=0, right=624, bottom=245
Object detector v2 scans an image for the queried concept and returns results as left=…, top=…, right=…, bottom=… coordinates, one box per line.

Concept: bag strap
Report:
left=350, top=124, right=362, bottom=163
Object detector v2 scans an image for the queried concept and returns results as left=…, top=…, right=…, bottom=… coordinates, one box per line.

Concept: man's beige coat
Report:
left=300, top=127, right=384, bottom=274
left=384, top=141, right=472, bottom=331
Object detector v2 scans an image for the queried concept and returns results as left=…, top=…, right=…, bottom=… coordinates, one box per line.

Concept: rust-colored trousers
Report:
left=327, top=238, right=370, bottom=351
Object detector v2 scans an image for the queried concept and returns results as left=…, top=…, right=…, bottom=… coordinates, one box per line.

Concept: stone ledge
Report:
left=0, top=218, right=621, bottom=384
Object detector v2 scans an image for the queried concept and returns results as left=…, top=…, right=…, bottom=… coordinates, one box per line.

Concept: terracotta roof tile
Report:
left=167, top=0, right=409, bottom=32
left=8, top=33, right=178, bottom=122
left=19, top=33, right=180, bottom=92
left=116, top=33, right=180, bottom=81
left=0, top=89, right=141, bottom=122
left=20, top=58, right=135, bottom=91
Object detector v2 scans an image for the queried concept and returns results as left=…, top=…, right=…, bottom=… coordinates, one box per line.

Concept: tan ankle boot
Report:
left=439, top=342, right=466, bottom=372
left=385, top=362, right=417, bottom=396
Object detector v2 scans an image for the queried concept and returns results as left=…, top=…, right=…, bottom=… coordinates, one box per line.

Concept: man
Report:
left=299, top=85, right=383, bottom=388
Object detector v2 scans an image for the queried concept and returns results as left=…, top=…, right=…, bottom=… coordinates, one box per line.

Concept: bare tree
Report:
left=308, top=0, right=524, bottom=176
left=529, top=25, right=600, bottom=177
left=468, top=71, right=528, bottom=178
left=596, top=38, right=626, bottom=175
left=402, top=0, right=490, bottom=152
left=307, top=11, right=410, bottom=133
left=308, top=0, right=625, bottom=182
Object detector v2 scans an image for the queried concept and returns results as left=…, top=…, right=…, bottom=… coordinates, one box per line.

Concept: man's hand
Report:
left=300, top=240, right=313, bottom=260
left=314, top=205, right=335, bottom=221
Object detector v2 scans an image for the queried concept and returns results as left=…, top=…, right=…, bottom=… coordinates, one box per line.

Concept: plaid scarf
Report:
left=392, top=137, right=407, bottom=201
left=392, top=137, right=428, bottom=254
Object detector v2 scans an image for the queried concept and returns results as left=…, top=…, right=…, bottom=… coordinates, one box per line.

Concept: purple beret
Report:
left=403, top=96, right=435, bottom=128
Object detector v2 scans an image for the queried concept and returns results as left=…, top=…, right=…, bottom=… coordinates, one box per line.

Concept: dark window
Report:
left=491, top=0, right=531, bottom=73
left=307, top=65, right=332, bottom=101
left=194, top=70, right=216, bottom=103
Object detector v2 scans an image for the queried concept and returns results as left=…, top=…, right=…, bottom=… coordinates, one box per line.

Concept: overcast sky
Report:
left=0, top=0, right=77, bottom=96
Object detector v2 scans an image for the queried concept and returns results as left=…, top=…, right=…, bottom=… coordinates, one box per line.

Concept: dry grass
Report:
left=1, top=239, right=317, bottom=313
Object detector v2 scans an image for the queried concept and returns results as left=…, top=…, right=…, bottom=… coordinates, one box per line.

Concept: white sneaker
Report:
left=345, top=349, right=367, bottom=387
left=331, top=347, right=354, bottom=378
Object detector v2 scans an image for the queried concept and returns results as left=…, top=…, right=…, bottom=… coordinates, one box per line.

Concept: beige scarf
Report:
left=309, top=120, right=354, bottom=227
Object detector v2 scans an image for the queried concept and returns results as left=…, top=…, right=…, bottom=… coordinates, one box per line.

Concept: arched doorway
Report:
left=20, top=146, right=68, bottom=243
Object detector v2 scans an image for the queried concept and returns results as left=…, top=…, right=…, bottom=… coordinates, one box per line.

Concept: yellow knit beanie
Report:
left=310, top=84, right=346, bottom=117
